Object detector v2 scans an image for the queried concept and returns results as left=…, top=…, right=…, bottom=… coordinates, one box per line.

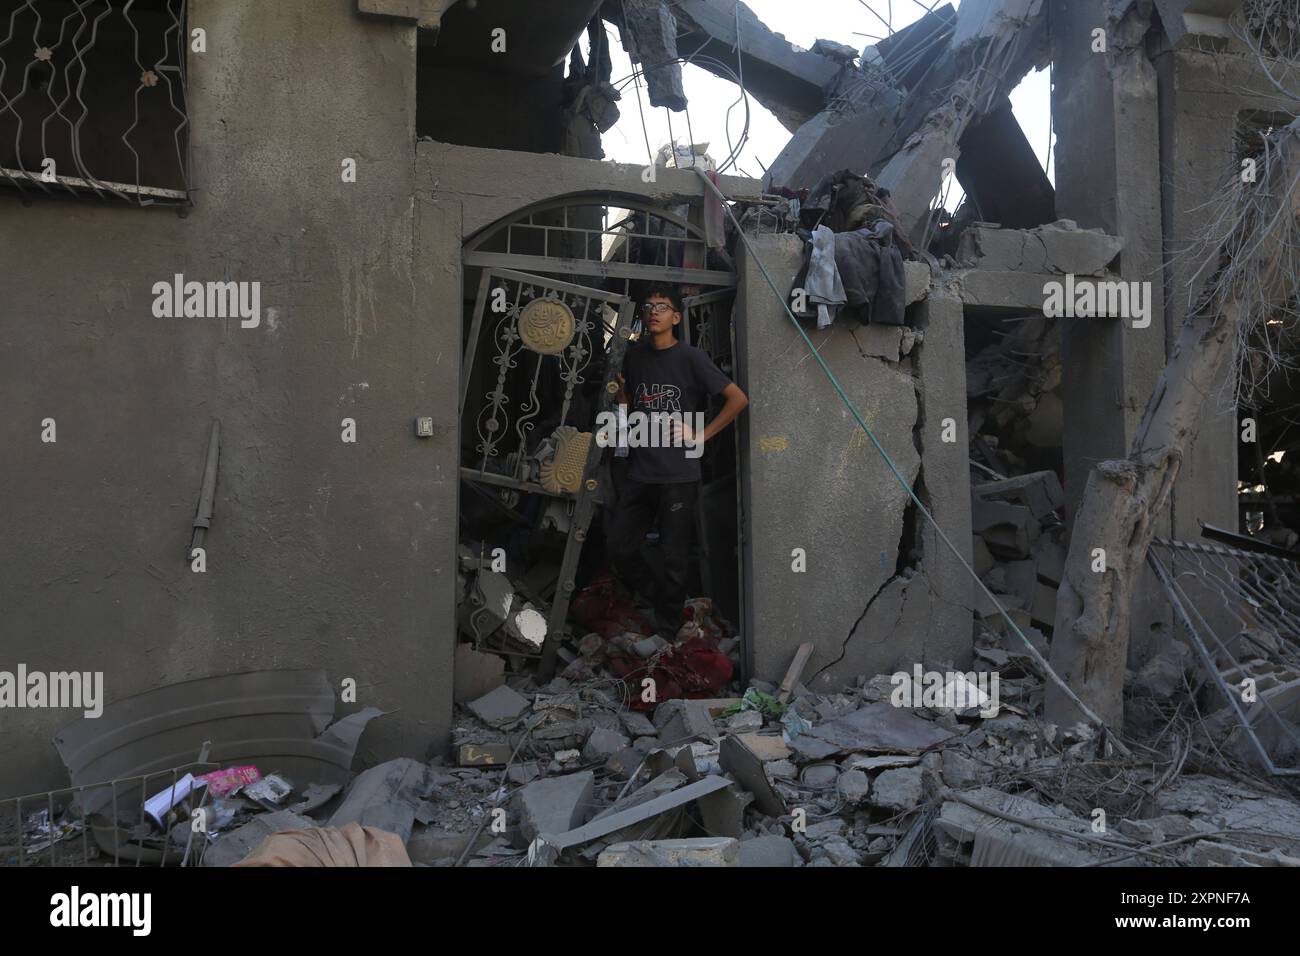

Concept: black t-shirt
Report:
left=622, top=338, right=733, bottom=483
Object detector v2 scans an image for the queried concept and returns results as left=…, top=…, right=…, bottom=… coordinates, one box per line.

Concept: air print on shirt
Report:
left=596, top=384, right=703, bottom=460
left=635, top=383, right=682, bottom=413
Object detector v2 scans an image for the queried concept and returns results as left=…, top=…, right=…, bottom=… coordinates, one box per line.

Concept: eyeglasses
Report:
left=642, top=302, right=676, bottom=315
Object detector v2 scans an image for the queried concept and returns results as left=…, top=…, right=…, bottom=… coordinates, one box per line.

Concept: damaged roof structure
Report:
left=3, top=0, right=1300, bottom=881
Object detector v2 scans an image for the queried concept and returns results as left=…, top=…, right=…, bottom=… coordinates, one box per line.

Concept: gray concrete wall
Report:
left=735, top=235, right=972, bottom=689
left=0, top=0, right=457, bottom=794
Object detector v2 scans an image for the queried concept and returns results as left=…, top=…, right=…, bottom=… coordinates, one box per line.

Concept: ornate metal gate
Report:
left=459, top=193, right=737, bottom=674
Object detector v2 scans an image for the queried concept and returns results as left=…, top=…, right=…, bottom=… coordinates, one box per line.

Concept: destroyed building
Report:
left=2, top=0, right=1300, bottom=870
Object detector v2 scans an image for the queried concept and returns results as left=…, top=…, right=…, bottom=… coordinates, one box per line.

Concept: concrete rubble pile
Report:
left=370, top=641, right=1300, bottom=867
left=29, top=641, right=1296, bottom=867
left=970, top=469, right=1066, bottom=644
left=966, top=311, right=1061, bottom=476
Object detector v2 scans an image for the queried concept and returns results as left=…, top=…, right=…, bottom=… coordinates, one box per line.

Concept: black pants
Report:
left=607, top=478, right=699, bottom=635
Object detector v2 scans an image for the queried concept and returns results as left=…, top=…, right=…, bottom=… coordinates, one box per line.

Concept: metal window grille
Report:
left=0, top=0, right=189, bottom=205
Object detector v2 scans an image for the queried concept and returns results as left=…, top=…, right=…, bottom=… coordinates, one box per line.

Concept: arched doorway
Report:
left=457, top=193, right=742, bottom=676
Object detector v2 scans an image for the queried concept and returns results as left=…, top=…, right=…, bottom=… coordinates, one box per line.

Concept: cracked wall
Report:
left=735, top=235, right=972, bottom=689
left=0, top=0, right=456, bottom=795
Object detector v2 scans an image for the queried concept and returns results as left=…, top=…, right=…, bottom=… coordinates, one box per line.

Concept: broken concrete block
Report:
left=582, top=727, right=630, bottom=763
left=454, top=643, right=505, bottom=703
left=605, top=749, right=644, bottom=780
left=971, top=498, right=1037, bottom=558
left=653, top=698, right=721, bottom=744
left=871, top=766, right=925, bottom=812
left=597, top=837, right=739, bottom=867
left=697, top=782, right=754, bottom=839
left=942, top=750, right=982, bottom=789
left=730, top=732, right=791, bottom=761
left=465, top=684, right=530, bottom=726
left=974, top=470, right=1064, bottom=522
left=620, top=0, right=687, bottom=111
left=957, top=225, right=1048, bottom=273
left=1034, top=220, right=1123, bottom=276
left=765, top=758, right=797, bottom=779
left=802, top=818, right=847, bottom=841
left=719, top=734, right=789, bottom=817
left=507, top=761, right=539, bottom=786
left=1036, top=539, right=1066, bottom=585
left=725, top=710, right=764, bottom=734
left=1030, top=582, right=1056, bottom=628
left=327, top=758, right=432, bottom=845
left=818, top=838, right=863, bottom=866
left=510, top=771, right=595, bottom=847
left=619, top=710, right=658, bottom=737
left=904, top=259, right=931, bottom=305
left=837, top=769, right=871, bottom=804
left=1003, top=559, right=1039, bottom=605
left=802, top=764, right=839, bottom=789
left=738, top=834, right=797, bottom=867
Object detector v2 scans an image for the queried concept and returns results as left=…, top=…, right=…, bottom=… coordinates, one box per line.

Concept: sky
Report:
left=594, top=0, right=1054, bottom=206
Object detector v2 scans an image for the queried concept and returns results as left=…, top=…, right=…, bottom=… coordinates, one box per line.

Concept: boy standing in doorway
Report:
left=608, top=285, right=749, bottom=638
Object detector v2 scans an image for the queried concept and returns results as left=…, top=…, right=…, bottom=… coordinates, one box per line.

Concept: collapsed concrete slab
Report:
left=875, top=0, right=1050, bottom=242
left=766, top=7, right=955, bottom=188
left=669, top=0, right=846, bottom=129
left=957, top=221, right=1124, bottom=276
left=327, top=758, right=433, bottom=845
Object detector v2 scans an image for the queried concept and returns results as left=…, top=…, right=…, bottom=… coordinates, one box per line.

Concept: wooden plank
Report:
left=777, top=642, right=815, bottom=704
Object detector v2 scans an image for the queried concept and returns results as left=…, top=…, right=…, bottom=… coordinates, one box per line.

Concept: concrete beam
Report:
left=647, top=0, right=846, bottom=129
left=424, top=0, right=604, bottom=76
left=417, top=140, right=761, bottom=235
left=952, top=270, right=1132, bottom=313
left=357, top=0, right=457, bottom=29
left=766, top=8, right=955, bottom=189
left=956, top=222, right=1123, bottom=276
left=955, top=100, right=1056, bottom=229
left=1152, top=0, right=1243, bottom=43
left=875, top=0, right=1050, bottom=243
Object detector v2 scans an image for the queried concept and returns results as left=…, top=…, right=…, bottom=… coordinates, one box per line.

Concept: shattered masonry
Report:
left=2, top=0, right=1300, bottom=869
